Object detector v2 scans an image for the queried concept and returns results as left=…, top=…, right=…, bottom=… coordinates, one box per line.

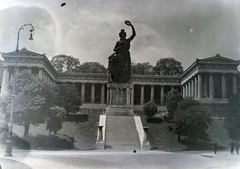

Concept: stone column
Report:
left=185, top=83, right=188, bottom=97
left=38, top=68, right=43, bottom=80
left=191, top=79, right=194, bottom=98
left=194, top=76, right=198, bottom=99
left=161, top=86, right=164, bottom=106
left=188, top=81, right=191, bottom=97
left=151, top=85, right=154, bottom=102
left=109, top=87, right=113, bottom=105
left=221, top=74, right=226, bottom=98
left=91, top=83, right=95, bottom=103
left=198, top=74, right=203, bottom=98
left=81, top=83, right=85, bottom=103
left=131, top=84, right=134, bottom=106
left=101, top=84, right=105, bottom=104
left=209, top=73, right=214, bottom=98
left=182, top=85, right=185, bottom=98
left=126, top=87, right=130, bottom=106
left=192, top=79, right=195, bottom=98
left=141, top=85, right=145, bottom=105
left=233, top=74, right=238, bottom=95
left=203, top=75, right=208, bottom=98
left=107, top=87, right=110, bottom=105
left=1, top=67, right=9, bottom=93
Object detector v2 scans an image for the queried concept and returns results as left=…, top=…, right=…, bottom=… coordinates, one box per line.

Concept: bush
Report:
left=143, top=101, right=158, bottom=118
left=146, top=117, right=163, bottom=123
left=16, top=134, right=75, bottom=149
left=46, top=115, right=63, bottom=135
left=180, top=139, right=225, bottom=151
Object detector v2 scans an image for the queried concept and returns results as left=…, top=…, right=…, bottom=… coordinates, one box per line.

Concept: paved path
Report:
left=0, top=149, right=240, bottom=169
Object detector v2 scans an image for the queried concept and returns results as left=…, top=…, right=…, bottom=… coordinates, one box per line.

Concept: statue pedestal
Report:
left=106, top=83, right=134, bottom=116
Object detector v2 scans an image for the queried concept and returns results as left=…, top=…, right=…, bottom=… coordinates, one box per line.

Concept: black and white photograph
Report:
left=0, top=0, right=240, bottom=168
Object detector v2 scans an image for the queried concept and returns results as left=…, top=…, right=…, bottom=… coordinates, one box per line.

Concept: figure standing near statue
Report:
left=108, top=20, right=136, bottom=83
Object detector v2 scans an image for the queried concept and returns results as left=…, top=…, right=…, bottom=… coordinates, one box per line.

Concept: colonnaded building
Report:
left=0, top=48, right=239, bottom=114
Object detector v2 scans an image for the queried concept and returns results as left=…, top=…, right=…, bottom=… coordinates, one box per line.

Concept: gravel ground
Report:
left=0, top=158, right=32, bottom=169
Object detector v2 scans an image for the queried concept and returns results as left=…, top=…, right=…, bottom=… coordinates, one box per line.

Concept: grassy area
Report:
left=146, top=117, right=230, bottom=151
left=9, top=114, right=230, bottom=151
left=148, top=121, right=187, bottom=151
left=12, top=115, right=99, bottom=149
left=207, top=118, right=230, bottom=148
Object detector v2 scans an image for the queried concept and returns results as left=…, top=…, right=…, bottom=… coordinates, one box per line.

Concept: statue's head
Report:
left=119, top=29, right=126, bottom=38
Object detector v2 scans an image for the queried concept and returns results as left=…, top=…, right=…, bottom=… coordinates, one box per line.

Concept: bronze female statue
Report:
left=108, top=20, right=136, bottom=83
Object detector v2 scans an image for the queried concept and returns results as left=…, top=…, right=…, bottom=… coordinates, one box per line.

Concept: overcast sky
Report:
left=0, top=0, right=239, bottom=69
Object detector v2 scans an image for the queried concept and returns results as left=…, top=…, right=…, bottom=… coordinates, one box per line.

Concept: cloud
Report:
left=0, top=0, right=239, bottom=70
left=0, top=6, right=56, bottom=55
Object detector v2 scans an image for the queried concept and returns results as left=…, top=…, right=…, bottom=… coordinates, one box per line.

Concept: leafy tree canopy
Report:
left=165, top=89, right=183, bottom=119
left=224, top=95, right=240, bottom=141
left=76, top=62, right=107, bottom=73
left=131, top=62, right=155, bottom=75
left=51, top=54, right=80, bottom=72
left=173, top=99, right=212, bottom=142
left=143, top=101, right=158, bottom=118
left=14, top=71, right=51, bottom=136
left=56, top=83, right=82, bottom=115
left=153, top=58, right=183, bottom=75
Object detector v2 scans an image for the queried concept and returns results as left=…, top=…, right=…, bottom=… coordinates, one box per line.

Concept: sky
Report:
left=0, top=0, right=239, bottom=70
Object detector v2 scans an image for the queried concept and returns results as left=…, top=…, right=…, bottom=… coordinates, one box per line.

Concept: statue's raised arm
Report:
left=125, top=20, right=136, bottom=42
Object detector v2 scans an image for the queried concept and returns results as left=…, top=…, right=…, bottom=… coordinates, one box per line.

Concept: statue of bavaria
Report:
left=108, top=20, right=136, bottom=83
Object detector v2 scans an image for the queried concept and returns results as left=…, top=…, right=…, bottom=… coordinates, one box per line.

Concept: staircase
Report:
left=105, top=116, right=141, bottom=150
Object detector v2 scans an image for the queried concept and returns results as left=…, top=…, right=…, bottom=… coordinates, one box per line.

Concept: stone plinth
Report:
left=106, top=83, right=134, bottom=116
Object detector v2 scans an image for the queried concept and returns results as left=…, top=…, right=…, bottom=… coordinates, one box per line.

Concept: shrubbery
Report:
left=13, top=134, right=74, bottom=149
left=143, top=101, right=158, bottom=118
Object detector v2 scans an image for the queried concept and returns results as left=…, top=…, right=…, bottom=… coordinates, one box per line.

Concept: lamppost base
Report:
left=4, top=138, right=13, bottom=157
left=4, top=153, right=13, bottom=157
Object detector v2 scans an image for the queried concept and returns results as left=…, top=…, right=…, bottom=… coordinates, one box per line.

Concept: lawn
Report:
left=7, top=114, right=230, bottom=151
left=12, top=115, right=99, bottom=149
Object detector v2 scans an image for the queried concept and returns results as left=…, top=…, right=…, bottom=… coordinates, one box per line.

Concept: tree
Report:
left=51, top=55, right=80, bottom=72
left=0, top=93, right=11, bottom=121
left=173, top=99, right=212, bottom=142
left=76, top=62, right=107, bottom=73
left=131, top=62, right=155, bottom=75
left=14, top=71, right=47, bottom=136
left=46, top=106, right=65, bottom=135
left=165, top=89, right=183, bottom=119
left=224, top=95, right=240, bottom=141
left=56, top=83, right=81, bottom=115
left=153, top=58, right=183, bottom=75
left=143, top=101, right=158, bottom=118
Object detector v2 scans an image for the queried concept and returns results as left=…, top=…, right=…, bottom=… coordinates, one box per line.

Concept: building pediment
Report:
left=198, top=54, right=239, bottom=65
left=2, top=47, right=46, bottom=59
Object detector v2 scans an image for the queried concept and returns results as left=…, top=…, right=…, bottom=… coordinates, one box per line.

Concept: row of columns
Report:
left=81, top=83, right=106, bottom=104
left=183, top=73, right=238, bottom=99
left=140, top=85, right=165, bottom=106
left=80, top=83, right=166, bottom=106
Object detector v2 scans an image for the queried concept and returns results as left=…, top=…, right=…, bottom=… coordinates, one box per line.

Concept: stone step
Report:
left=105, top=115, right=140, bottom=149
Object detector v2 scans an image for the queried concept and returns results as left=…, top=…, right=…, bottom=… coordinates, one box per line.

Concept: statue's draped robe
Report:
left=108, top=39, right=131, bottom=83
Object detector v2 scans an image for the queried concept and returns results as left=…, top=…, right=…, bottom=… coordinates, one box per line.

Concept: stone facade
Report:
left=0, top=48, right=239, bottom=113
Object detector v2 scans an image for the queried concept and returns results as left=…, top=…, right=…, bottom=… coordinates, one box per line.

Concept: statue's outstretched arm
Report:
left=126, top=21, right=136, bottom=42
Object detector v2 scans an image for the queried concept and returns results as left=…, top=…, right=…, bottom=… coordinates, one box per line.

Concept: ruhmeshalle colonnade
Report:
left=1, top=49, right=239, bottom=113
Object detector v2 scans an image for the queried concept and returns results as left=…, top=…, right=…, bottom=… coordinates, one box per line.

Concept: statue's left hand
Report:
left=125, top=20, right=132, bottom=26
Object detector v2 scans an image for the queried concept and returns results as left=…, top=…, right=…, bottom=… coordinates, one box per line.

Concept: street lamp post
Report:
left=4, top=24, right=34, bottom=157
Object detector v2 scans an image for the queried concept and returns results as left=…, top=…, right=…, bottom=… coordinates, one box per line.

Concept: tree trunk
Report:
left=178, top=135, right=181, bottom=141
left=24, top=122, right=30, bottom=136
